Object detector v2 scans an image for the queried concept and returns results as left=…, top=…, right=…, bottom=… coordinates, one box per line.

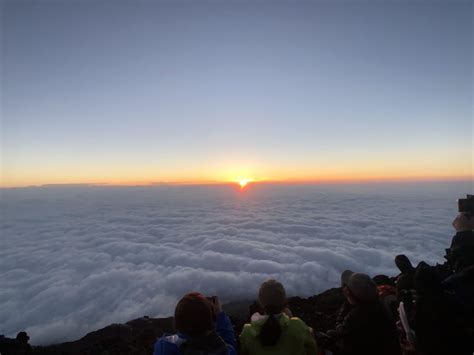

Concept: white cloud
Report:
left=0, top=182, right=471, bottom=345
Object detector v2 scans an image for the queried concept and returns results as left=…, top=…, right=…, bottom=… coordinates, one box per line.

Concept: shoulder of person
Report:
left=287, top=316, right=304, bottom=324
left=240, top=322, right=257, bottom=337
left=216, top=311, right=231, bottom=321
left=287, top=317, right=312, bottom=331
left=239, top=323, right=258, bottom=350
left=154, top=333, right=185, bottom=354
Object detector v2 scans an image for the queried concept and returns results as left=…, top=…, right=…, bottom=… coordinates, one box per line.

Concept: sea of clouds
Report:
left=0, top=181, right=472, bottom=345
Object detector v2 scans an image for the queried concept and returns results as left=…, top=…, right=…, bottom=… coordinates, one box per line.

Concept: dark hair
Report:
left=174, top=292, right=214, bottom=336
left=258, top=314, right=281, bottom=347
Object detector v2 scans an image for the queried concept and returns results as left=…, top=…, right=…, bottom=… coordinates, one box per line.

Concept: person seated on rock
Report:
left=320, top=273, right=401, bottom=355
left=373, top=274, right=398, bottom=319
left=443, top=265, right=474, bottom=315
left=153, top=292, right=236, bottom=355
left=395, top=255, right=416, bottom=290
left=443, top=230, right=474, bottom=317
left=335, top=270, right=355, bottom=329
left=413, top=265, right=472, bottom=355
left=15, top=332, right=31, bottom=354
left=395, top=275, right=417, bottom=355
left=396, top=273, right=416, bottom=325
left=445, top=230, right=474, bottom=274
left=239, top=279, right=318, bottom=355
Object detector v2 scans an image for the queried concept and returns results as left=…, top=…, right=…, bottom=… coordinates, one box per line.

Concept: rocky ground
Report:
left=30, top=287, right=344, bottom=355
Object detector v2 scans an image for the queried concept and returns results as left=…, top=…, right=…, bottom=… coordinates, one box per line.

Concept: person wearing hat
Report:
left=153, top=292, right=236, bottom=355
left=322, top=273, right=401, bottom=355
left=239, top=279, right=318, bottom=355
left=452, top=194, right=474, bottom=232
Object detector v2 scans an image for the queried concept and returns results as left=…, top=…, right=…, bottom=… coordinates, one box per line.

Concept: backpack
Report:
left=179, top=331, right=228, bottom=355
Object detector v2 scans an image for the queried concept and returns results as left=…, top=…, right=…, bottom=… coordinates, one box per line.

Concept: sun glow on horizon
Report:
left=238, top=178, right=254, bottom=188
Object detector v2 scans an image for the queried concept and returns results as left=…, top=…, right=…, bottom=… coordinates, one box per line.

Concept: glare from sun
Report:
left=238, top=178, right=253, bottom=188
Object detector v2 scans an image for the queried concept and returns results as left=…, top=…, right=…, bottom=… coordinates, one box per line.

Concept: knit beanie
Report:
left=174, top=292, right=214, bottom=336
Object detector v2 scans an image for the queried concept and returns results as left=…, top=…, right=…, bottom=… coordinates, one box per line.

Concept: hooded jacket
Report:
left=239, top=313, right=317, bottom=355
left=333, top=300, right=401, bottom=355
left=153, top=312, right=236, bottom=355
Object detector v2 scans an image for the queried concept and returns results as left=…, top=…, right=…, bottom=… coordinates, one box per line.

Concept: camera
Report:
left=457, top=194, right=474, bottom=213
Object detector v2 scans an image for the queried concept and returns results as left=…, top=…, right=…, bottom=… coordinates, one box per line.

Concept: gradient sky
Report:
left=1, top=0, right=472, bottom=187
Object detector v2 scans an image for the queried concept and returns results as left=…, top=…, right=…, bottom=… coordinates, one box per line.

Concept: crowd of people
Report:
left=153, top=196, right=474, bottom=355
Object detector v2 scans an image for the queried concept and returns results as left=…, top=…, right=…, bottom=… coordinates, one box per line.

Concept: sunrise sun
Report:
left=238, top=178, right=253, bottom=188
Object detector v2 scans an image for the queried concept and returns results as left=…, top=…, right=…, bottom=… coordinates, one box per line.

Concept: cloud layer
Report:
left=0, top=182, right=470, bottom=344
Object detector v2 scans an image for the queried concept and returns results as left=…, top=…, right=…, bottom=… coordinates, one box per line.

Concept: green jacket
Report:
left=239, top=314, right=318, bottom=355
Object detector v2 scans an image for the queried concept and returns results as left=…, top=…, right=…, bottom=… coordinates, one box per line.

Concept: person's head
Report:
left=395, top=254, right=414, bottom=274
left=415, top=266, right=442, bottom=296
left=257, top=279, right=286, bottom=347
left=345, top=273, right=378, bottom=305
left=258, top=279, right=286, bottom=314
left=174, top=292, right=215, bottom=337
left=373, top=274, right=394, bottom=287
left=452, top=212, right=474, bottom=232
left=341, top=270, right=354, bottom=288
left=16, top=332, right=29, bottom=344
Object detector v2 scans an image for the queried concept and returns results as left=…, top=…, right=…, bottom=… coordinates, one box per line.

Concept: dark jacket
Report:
left=443, top=265, right=474, bottom=317
left=153, top=312, right=237, bottom=355
left=335, top=300, right=353, bottom=329
left=334, top=300, right=401, bottom=355
left=414, top=292, right=472, bottom=355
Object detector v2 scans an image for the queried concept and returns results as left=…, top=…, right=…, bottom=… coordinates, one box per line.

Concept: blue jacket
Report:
left=153, top=312, right=237, bottom=355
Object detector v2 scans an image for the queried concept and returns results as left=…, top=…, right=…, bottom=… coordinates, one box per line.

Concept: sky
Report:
left=1, top=0, right=473, bottom=187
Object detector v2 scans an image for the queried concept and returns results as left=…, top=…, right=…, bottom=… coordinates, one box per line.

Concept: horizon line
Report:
left=1, top=175, right=472, bottom=190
